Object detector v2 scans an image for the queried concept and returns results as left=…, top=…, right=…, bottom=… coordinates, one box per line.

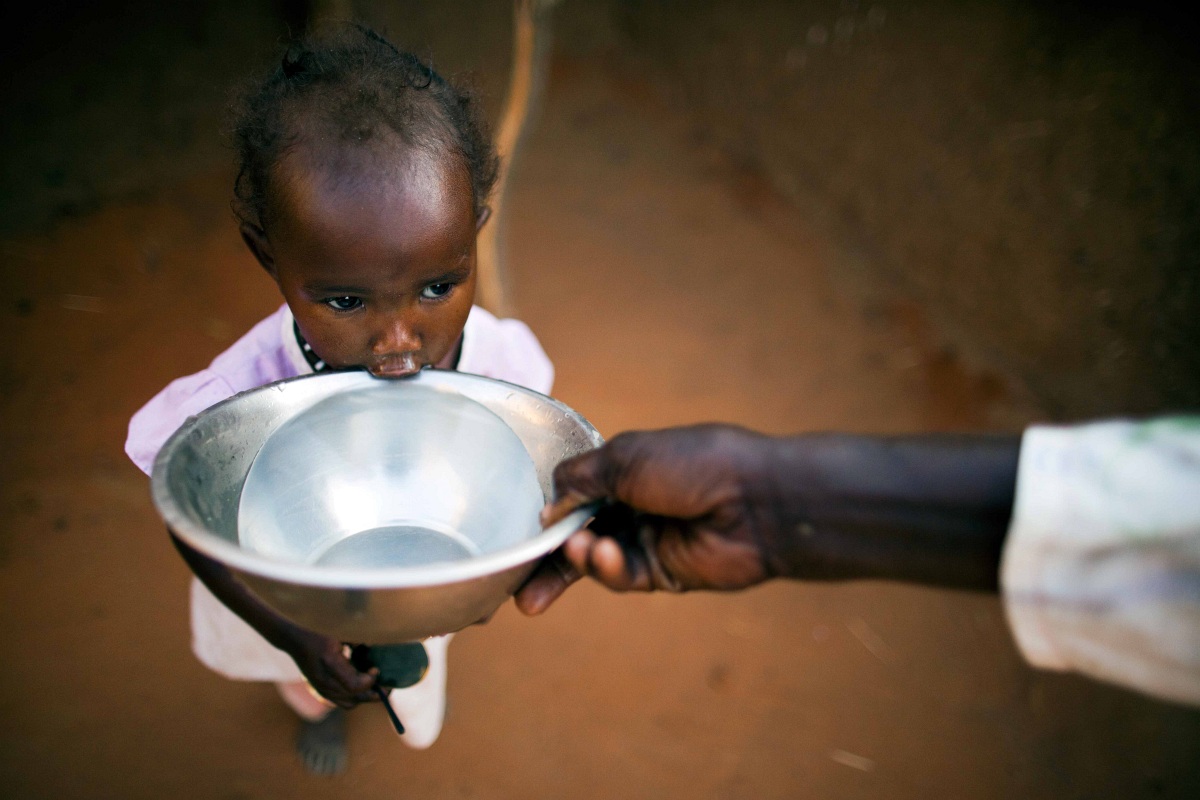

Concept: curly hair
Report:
left=230, top=24, right=498, bottom=229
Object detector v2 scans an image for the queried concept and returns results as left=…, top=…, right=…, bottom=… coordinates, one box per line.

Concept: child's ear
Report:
left=475, top=205, right=492, bottom=231
left=239, top=222, right=277, bottom=279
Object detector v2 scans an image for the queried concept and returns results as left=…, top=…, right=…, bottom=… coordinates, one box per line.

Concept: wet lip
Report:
left=368, top=354, right=423, bottom=378
left=369, top=364, right=422, bottom=378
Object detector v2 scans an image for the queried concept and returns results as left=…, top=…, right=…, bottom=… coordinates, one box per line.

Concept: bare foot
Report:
left=296, top=708, right=347, bottom=776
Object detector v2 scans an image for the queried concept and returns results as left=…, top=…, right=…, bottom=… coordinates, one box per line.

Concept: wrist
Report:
left=744, top=433, right=826, bottom=580
left=757, top=432, right=1018, bottom=590
left=753, top=433, right=858, bottom=581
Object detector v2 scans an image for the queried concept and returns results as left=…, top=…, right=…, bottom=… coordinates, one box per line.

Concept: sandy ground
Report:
left=2, top=3, right=1199, bottom=798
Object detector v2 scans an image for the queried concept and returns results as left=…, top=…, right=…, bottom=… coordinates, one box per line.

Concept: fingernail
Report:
left=522, top=589, right=545, bottom=614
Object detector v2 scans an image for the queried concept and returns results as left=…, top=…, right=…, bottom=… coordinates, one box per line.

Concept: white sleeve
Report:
left=1001, top=418, right=1200, bottom=706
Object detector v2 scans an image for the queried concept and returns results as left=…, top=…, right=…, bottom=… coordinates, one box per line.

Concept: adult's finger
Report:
left=590, top=536, right=647, bottom=590
left=512, top=545, right=583, bottom=615
left=540, top=446, right=620, bottom=527
left=540, top=489, right=595, bottom=529
left=561, top=527, right=654, bottom=592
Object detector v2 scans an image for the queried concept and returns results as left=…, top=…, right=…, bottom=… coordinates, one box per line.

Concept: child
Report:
left=124, top=25, right=553, bottom=775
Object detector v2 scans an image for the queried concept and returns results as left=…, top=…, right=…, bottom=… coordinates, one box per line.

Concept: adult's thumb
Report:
left=540, top=445, right=618, bottom=527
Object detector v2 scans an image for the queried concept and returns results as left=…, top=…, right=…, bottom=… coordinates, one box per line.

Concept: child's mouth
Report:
left=369, top=352, right=421, bottom=378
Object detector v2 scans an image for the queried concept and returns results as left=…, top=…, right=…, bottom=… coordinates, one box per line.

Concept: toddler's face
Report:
left=247, top=148, right=478, bottom=378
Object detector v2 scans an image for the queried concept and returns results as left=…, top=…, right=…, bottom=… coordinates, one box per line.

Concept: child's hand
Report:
left=285, top=632, right=379, bottom=708
left=515, top=425, right=782, bottom=615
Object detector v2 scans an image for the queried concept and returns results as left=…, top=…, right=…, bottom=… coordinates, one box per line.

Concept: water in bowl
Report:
left=311, top=524, right=480, bottom=569
left=236, top=383, right=545, bottom=569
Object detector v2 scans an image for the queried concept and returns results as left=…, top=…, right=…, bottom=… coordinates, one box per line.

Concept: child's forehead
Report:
left=267, top=143, right=475, bottom=264
left=283, top=137, right=461, bottom=195
left=272, top=142, right=472, bottom=226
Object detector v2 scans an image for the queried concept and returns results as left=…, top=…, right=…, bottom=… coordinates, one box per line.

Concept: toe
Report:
left=296, top=709, right=348, bottom=776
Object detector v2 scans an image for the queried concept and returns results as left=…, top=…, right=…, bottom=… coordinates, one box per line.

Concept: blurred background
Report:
left=1, top=0, right=1198, bottom=797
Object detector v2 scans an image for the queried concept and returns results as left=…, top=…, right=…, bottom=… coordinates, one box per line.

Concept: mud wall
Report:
left=4, top=0, right=1198, bottom=418
left=570, top=0, right=1200, bottom=417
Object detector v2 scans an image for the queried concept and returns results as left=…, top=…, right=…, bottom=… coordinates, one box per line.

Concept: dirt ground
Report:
left=2, top=1, right=1198, bottom=798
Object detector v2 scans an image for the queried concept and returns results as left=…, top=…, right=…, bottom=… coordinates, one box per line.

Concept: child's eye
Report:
left=325, top=296, right=363, bottom=312
left=421, top=282, right=454, bottom=300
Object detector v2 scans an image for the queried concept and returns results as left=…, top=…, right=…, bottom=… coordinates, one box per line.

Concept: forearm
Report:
left=168, top=528, right=315, bottom=653
left=761, top=433, right=1021, bottom=591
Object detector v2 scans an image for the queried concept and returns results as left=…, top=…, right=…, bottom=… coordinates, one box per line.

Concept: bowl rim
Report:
left=151, top=370, right=603, bottom=589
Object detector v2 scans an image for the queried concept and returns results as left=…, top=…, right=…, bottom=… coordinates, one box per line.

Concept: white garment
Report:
left=1002, top=418, right=1200, bottom=706
left=127, top=303, right=554, bottom=681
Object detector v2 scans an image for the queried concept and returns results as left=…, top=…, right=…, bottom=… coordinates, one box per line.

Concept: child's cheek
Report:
left=299, top=317, right=358, bottom=369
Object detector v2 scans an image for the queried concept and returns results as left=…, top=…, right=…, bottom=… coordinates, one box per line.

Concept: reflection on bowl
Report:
left=238, top=385, right=545, bottom=571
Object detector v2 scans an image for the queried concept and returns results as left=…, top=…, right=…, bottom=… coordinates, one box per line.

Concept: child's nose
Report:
left=372, top=313, right=421, bottom=354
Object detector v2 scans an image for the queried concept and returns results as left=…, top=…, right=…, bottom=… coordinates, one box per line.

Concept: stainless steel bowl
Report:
left=237, top=385, right=546, bottom=570
left=151, top=370, right=603, bottom=643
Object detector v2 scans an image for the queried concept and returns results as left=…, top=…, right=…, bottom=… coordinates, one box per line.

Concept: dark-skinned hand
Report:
left=515, top=424, right=785, bottom=615
left=514, top=423, right=1018, bottom=614
left=284, top=631, right=379, bottom=709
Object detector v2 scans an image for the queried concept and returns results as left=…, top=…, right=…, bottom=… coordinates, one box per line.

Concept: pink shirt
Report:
left=126, top=303, right=554, bottom=681
left=127, top=303, right=554, bottom=475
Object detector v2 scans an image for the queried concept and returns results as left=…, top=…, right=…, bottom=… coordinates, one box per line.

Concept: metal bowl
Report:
left=151, top=370, right=602, bottom=643
left=237, top=385, right=546, bottom=570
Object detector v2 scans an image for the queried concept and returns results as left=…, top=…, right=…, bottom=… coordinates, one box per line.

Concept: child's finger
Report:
left=332, top=655, right=378, bottom=694
left=346, top=677, right=381, bottom=705
left=315, top=679, right=365, bottom=709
